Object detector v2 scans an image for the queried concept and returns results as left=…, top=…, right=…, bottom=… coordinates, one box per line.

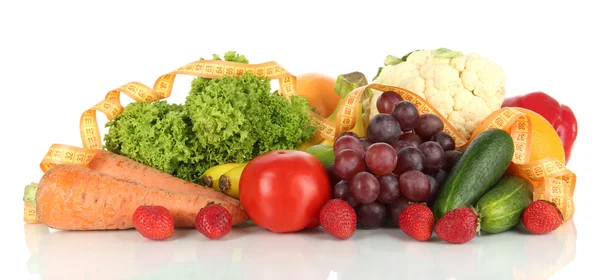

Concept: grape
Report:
left=366, top=114, right=402, bottom=144
left=399, top=132, right=422, bottom=147
left=392, top=139, right=414, bottom=153
left=391, top=101, right=420, bottom=132
left=425, top=174, right=439, bottom=207
left=339, top=131, right=359, bottom=139
left=433, top=131, right=456, bottom=151
left=386, top=196, right=411, bottom=227
left=419, top=141, right=445, bottom=174
left=334, top=135, right=365, bottom=158
left=333, top=180, right=351, bottom=200
left=377, top=174, right=401, bottom=204
left=434, top=169, right=448, bottom=186
left=394, top=146, right=424, bottom=175
left=358, top=138, right=373, bottom=152
left=326, top=165, right=343, bottom=187
left=376, top=91, right=404, bottom=114
left=442, top=150, right=462, bottom=172
left=414, top=114, right=444, bottom=141
left=356, top=202, right=386, bottom=229
left=365, top=143, right=397, bottom=175
left=350, top=172, right=380, bottom=204
left=399, top=170, right=431, bottom=202
left=347, top=196, right=360, bottom=208
left=333, top=149, right=366, bottom=180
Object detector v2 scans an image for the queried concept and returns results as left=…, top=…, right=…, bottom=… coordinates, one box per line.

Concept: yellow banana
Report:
left=199, top=163, right=245, bottom=191
left=297, top=141, right=313, bottom=151
left=218, top=163, right=247, bottom=199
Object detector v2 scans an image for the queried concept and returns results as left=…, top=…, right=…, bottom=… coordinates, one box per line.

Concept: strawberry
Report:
left=195, top=203, right=233, bottom=240
left=319, top=199, right=357, bottom=240
left=132, top=205, right=174, bottom=240
left=435, top=206, right=480, bottom=244
left=398, top=203, right=434, bottom=241
left=522, top=200, right=563, bottom=234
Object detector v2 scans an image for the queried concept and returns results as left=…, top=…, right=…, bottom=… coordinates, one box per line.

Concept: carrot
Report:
left=36, top=164, right=249, bottom=230
left=88, top=149, right=242, bottom=207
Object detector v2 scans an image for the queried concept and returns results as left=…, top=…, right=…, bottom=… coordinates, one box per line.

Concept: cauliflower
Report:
left=364, top=48, right=505, bottom=139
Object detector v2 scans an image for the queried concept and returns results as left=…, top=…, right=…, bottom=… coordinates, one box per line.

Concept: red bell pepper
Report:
left=502, top=92, right=578, bottom=164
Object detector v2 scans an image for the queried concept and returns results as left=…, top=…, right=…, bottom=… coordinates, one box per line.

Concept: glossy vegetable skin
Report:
left=239, top=150, right=331, bottom=233
left=434, top=129, right=514, bottom=220
left=502, top=91, right=578, bottom=163
left=476, top=175, right=533, bottom=233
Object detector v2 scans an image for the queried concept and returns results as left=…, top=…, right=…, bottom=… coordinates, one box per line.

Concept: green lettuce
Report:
left=103, top=52, right=315, bottom=184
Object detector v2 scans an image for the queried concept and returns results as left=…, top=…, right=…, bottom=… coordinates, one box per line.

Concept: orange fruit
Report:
left=470, top=107, right=565, bottom=164
left=296, top=73, right=339, bottom=117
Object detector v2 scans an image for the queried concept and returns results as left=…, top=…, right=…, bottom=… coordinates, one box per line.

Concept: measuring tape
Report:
left=23, top=183, right=39, bottom=224
left=327, top=86, right=575, bottom=221
left=472, top=108, right=576, bottom=222
left=36, top=58, right=575, bottom=222
left=38, top=60, right=337, bottom=172
left=307, top=83, right=469, bottom=148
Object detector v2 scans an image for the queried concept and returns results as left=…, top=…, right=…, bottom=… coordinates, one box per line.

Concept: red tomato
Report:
left=239, top=150, right=331, bottom=233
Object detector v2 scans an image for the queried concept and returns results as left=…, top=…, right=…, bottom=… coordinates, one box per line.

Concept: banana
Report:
left=218, top=163, right=247, bottom=199
left=199, top=163, right=245, bottom=191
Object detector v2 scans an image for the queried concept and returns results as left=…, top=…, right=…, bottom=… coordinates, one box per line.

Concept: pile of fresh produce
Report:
left=24, top=48, right=579, bottom=245
left=326, top=94, right=462, bottom=229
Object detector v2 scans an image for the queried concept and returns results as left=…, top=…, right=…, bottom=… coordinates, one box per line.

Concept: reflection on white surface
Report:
left=23, top=221, right=576, bottom=280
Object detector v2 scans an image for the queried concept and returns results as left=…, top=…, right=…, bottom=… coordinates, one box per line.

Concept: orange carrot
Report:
left=88, top=149, right=241, bottom=207
left=36, top=164, right=249, bottom=230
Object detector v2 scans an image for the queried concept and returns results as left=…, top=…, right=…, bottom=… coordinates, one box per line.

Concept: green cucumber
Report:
left=434, top=128, right=514, bottom=220
left=476, top=175, right=533, bottom=233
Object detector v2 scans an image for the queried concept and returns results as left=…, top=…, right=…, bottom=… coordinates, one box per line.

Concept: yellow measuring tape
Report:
left=39, top=60, right=336, bottom=172
left=473, top=108, right=576, bottom=222
left=307, top=83, right=469, bottom=149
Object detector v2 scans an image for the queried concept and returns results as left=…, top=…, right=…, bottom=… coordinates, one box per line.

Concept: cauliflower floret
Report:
left=364, top=48, right=505, bottom=139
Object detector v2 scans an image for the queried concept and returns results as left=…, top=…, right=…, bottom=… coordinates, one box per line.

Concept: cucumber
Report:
left=434, top=128, right=514, bottom=220
left=476, top=175, right=533, bottom=233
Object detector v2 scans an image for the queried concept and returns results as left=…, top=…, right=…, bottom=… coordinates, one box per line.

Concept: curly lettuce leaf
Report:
left=202, top=51, right=249, bottom=63
left=185, top=72, right=315, bottom=164
left=103, top=101, right=209, bottom=182
left=104, top=51, right=315, bottom=183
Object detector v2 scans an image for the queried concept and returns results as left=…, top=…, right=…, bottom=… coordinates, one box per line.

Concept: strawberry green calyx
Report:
left=470, top=206, right=482, bottom=236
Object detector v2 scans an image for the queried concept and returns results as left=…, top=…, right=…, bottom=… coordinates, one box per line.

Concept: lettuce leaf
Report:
left=104, top=52, right=315, bottom=184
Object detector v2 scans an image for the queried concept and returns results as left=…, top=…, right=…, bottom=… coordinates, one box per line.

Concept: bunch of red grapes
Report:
left=327, top=91, right=463, bottom=229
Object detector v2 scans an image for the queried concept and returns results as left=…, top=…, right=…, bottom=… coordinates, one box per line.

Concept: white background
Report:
left=1, top=0, right=598, bottom=279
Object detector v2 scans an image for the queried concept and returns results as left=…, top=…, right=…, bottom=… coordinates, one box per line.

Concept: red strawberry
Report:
left=398, top=203, right=434, bottom=241
left=522, top=200, right=563, bottom=234
left=435, top=206, right=480, bottom=244
left=195, top=203, right=233, bottom=240
left=319, top=199, right=357, bottom=240
left=132, top=205, right=174, bottom=240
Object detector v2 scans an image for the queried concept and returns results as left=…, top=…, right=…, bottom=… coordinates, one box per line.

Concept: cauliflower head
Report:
left=364, top=48, right=505, bottom=139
